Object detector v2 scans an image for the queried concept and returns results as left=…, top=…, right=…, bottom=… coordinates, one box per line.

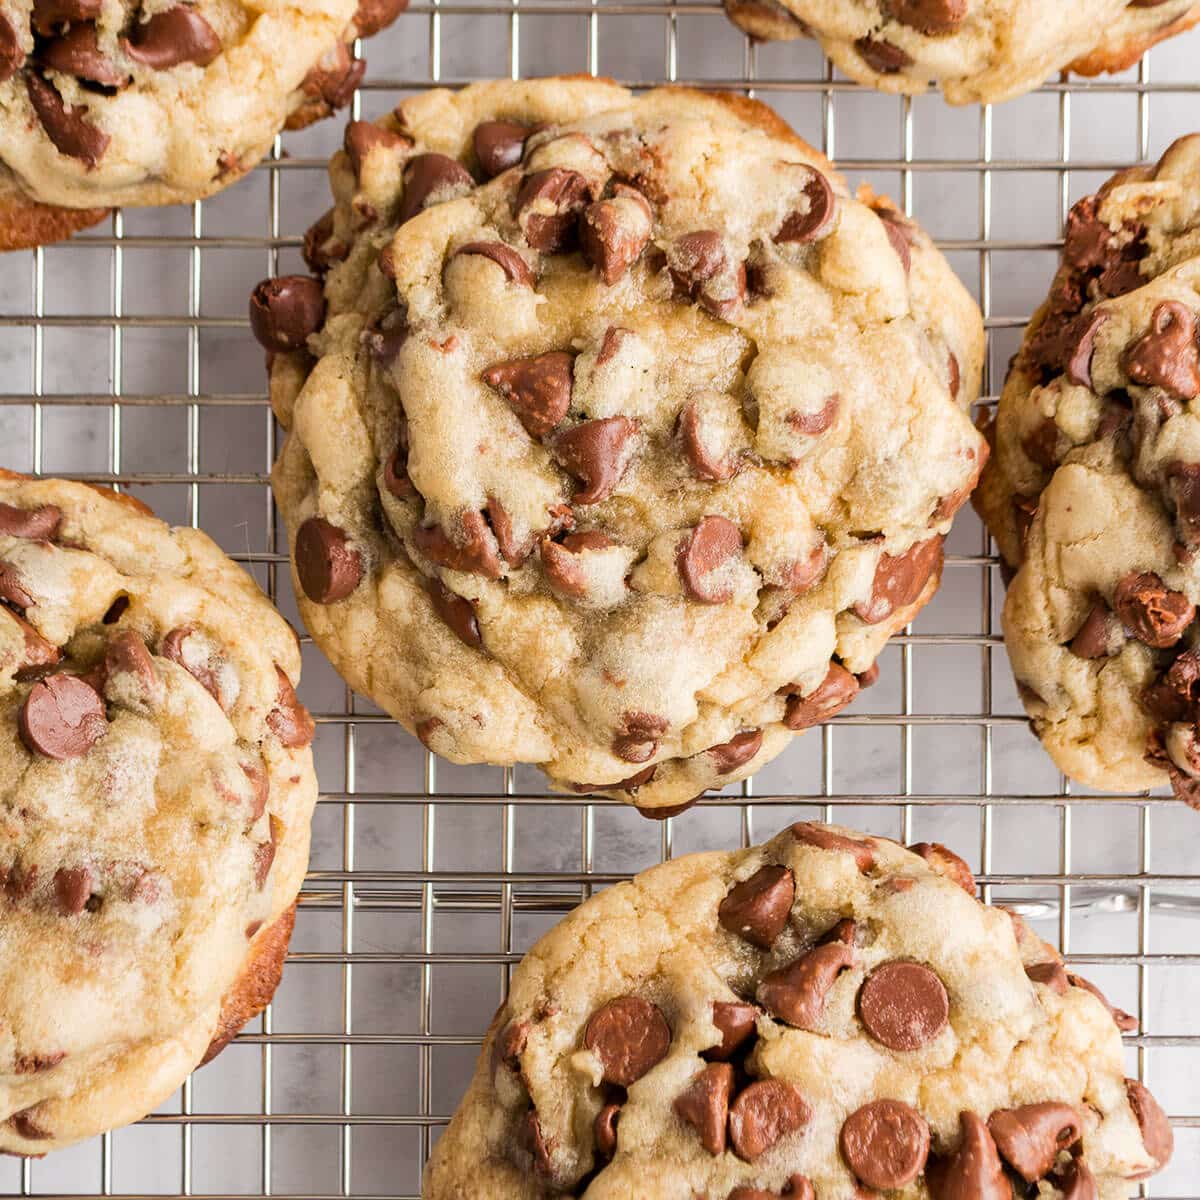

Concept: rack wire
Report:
left=1, top=2, right=1198, bottom=1196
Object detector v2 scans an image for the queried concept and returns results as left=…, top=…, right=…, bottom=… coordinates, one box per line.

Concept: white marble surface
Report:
left=1, top=4, right=1198, bottom=1195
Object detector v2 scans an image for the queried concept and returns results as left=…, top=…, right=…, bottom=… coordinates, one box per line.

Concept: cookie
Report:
left=975, top=133, right=1200, bottom=805
left=723, top=1, right=1200, bottom=106
left=0, top=0, right=409, bottom=249
left=424, top=823, right=1171, bottom=1199
left=264, top=76, right=985, bottom=814
left=0, top=471, right=318, bottom=1153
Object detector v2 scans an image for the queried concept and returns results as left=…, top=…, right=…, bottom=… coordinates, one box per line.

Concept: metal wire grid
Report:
left=1, top=2, right=1199, bottom=1196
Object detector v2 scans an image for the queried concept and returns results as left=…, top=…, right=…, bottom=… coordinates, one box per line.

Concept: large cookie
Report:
left=0, top=0, right=408, bottom=248
left=424, top=823, right=1172, bottom=1199
left=975, top=133, right=1200, bottom=805
left=0, top=473, right=318, bottom=1153
left=723, top=1, right=1200, bottom=106
left=265, top=77, right=985, bottom=814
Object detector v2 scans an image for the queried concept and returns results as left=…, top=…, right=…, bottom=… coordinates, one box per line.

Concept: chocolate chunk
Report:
left=1067, top=972, right=1137, bottom=1032
left=594, top=1103, right=619, bottom=1158
left=987, top=1102, right=1081, bottom=1183
left=454, top=240, right=535, bottom=288
left=728, top=1079, right=811, bottom=1162
left=0, top=11, right=25, bottom=80
left=295, top=516, right=363, bottom=603
left=103, top=629, right=157, bottom=697
left=1069, top=600, right=1122, bottom=659
left=429, top=580, right=482, bottom=650
left=583, top=995, right=671, bottom=1087
left=707, top=728, right=762, bottom=774
left=840, top=1099, right=930, bottom=1190
left=1065, top=311, right=1108, bottom=390
left=858, top=961, right=949, bottom=1050
left=717, top=864, right=795, bottom=949
left=1123, top=301, right=1200, bottom=400
left=398, top=154, right=474, bottom=225
left=676, top=515, right=743, bottom=605
left=19, top=674, right=107, bottom=760
left=540, top=531, right=614, bottom=599
left=783, top=663, right=860, bottom=731
left=249, top=276, right=325, bottom=353
left=669, top=230, right=747, bottom=319
left=1166, top=460, right=1200, bottom=546
left=758, top=940, right=855, bottom=1029
left=123, top=6, right=222, bottom=69
left=856, top=34, right=912, bottom=72
left=673, top=1062, right=733, bottom=1155
left=38, top=23, right=129, bottom=88
left=26, top=72, right=110, bottom=166
left=1125, top=1079, right=1174, bottom=1178
left=10, top=609, right=60, bottom=678
left=344, top=120, right=411, bottom=177
left=53, top=865, right=93, bottom=915
left=791, top=822, right=875, bottom=871
left=31, top=0, right=100, bottom=33
left=707, top=1001, right=757, bottom=1061
left=474, top=119, right=529, bottom=177
left=580, top=183, right=653, bottom=285
left=515, top=168, right=590, bottom=252
left=266, top=665, right=315, bottom=748
left=482, top=351, right=573, bottom=438
left=551, top=416, right=638, bottom=504
left=352, top=0, right=408, bottom=37
left=854, top=536, right=944, bottom=624
left=908, top=841, right=975, bottom=894
left=1112, top=570, right=1194, bottom=648
left=926, top=1111, right=1010, bottom=1200
left=774, top=170, right=837, bottom=244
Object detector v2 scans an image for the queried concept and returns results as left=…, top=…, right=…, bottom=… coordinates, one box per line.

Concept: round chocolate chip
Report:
left=1125, top=1078, right=1174, bottom=1179
left=717, top=864, right=795, bottom=949
left=295, top=517, right=363, bottom=604
left=1112, top=571, right=1194, bottom=648
left=858, top=961, right=949, bottom=1051
left=583, top=995, right=671, bottom=1087
left=122, top=5, right=221, bottom=68
left=19, top=674, right=107, bottom=760
left=0, top=502, right=61, bottom=540
left=673, top=1062, right=733, bottom=1156
left=758, top=940, right=855, bottom=1030
left=728, top=1079, right=811, bottom=1162
left=249, top=275, right=325, bottom=353
left=987, top=1102, right=1081, bottom=1183
left=840, top=1099, right=930, bottom=1190
left=474, top=119, right=529, bottom=178
left=102, top=629, right=157, bottom=698
left=706, top=1001, right=757, bottom=1061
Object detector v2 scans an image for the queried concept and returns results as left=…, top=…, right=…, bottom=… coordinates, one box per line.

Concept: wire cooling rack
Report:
left=2, top=3, right=1200, bottom=1196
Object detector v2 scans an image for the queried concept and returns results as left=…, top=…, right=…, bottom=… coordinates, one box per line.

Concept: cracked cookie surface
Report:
left=424, top=823, right=1171, bottom=1200
left=976, top=133, right=1200, bottom=805
left=722, top=1, right=1200, bottom=106
left=266, top=76, right=985, bottom=813
left=0, top=472, right=318, bottom=1153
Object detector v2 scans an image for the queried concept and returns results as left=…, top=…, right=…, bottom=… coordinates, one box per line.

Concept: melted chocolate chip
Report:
left=580, top=183, right=653, bottom=285
left=19, top=673, right=107, bottom=760
left=783, top=663, right=860, bottom=731
left=854, top=536, right=944, bottom=624
left=352, top=0, right=408, bottom=38
left=102, top=629, right=157, bottom=697
left=0, top=11, right=25, bottom=80
left=122, top=6, right=222, bottom=69
left=774, top=170, right=837, bottom=244
left=1025, top=960, right=1069, bottom=994
left=583, top=995, right=671, bottom=1087
left=858, top=961, right=949, bottom=1050
left=39, top=23, right=129, bottom=89
left=668, top=230, right=747, bottom=319
left=31, top=0, right=100, bottom=36
left=707, top=728, right=762, bottom=774
left=594, top=1103, right=620, bottom=1158
left=1123, top=301, right=1200, bottom=400
left=840, top=1100, right=930, bottom=1190
left=673, top=1062, right=733, bottom=1155
left=539, top=531, right=615, bottom=599
left=1069, top=599, right=1122, bottom=659
left=295, top=516, right=364, bottom=603
left=728, top=1080, right=811, bottom=1162
left=249, top=276, right=325, bottom=353
left=908, top=841, right=975, bottom=894
left=53, top=865, right=94, bottom=915
left=482, top=351, right=573, bottom=438
left=856, top=34, right=913, bottom=72
left=1112, top=570, right=1194, bottom=648
left=343, top=120, right=411, bottom=177
left=1125, top=1079, right=1174, bottom=1179
left=717, top=864, right=795, bottom=949
left=884, top=0, right=966, bottom=34
left=9, top=609, right=60, bottom=679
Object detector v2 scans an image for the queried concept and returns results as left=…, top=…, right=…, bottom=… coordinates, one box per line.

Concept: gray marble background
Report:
left=0, top=4, right=1198, bottom=1195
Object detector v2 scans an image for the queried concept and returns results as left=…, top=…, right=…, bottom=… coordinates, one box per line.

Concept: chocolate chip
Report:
left=678, top=396, right=742, bottom=482
left=786, top=396, right=840, bottom=436
left=26, top=71, right=110, bottom=166
left=160, top=625, right=224, bottom=704
left=9, top=609, right=60, bottom=679
left=19, top=674, right=107, bottom=760
left=491, top=1017, right=528, bottom=1074
left=515, top=168, right=590, bottom=252
left=791, top=822, right=876, bottom=871
left=908, top=842, right=974, bottom=894
left=783, top=663, right=860, bottom=731
left=13, top=1052, right=65, bottom=1074
left=987, top=1103, right=1081, bottom=1183
left=482, top=351, right=573, bottom=438
left=718, top=864, right=794, bottom=949
left=1051, top=1158, right=1098, bottom=1200
left=840, top=1099, right=930, bottom=1190
left=9, top=1108, right=51, bottom=1141
left=854, top=536, right=944, bottom=624
left=876, top=207, right=915, bottom=274
left=295, top=516, right=363, bottom=603
left=758, top=940, right=855, bottom=1029
left=1125, top=1079, right=1174, bottom=1178
left=774, top=170, right=837, bottom=244
left=707, top=728, right=762, bottom=774
left=674, top=1062, right=733, bottom=1155
left=676, top=515, right=743, bottom=604
left=551, top=416, right=638, bottom=504
left=237, top=758, right=269, bottom=823
left=38, top=23, right=129, bottom=88
left=303, top=210, right=348, bottom=275
left=594, top=1103, right=620, bottom=1158
left=1123, top=301, right=1200, bottom=400
left=454, top=240, right=535, bottom=288
left=728, top=1079, right=811, bottom=1162
left=53, top=865, right=93, bottom=915
left=1025, top=960, right=1069, bottom=994
left=583, top=995, right=671, bottom=1087
left=253, top=816, right=279, bottom=889
left=31, top=0, right=100, bottom=36
left=1012, top=494, right=1038, bottom=557
left=926, top=1111, right=1010, bottom=1200
left=580, top=183, right=653, bottom=285
left=728, top=1178, right=814, bottom=1200
left=1065, top=311, right=1108, bottom=390
left=429, top=580, right=482, bottom=650
left=0, top=11, right=25, bottom=80
left=1021, top=417, right=1061, bottom=472
left=1067, top=972, right=1137, bottom=1032
left=707, top=1001, right=758, bottom=1061
left=612, top=710, right=668, bottom=763
left=352, top=0, right=408, bottom=37
left=288, top=44, right=363, bottom=128
left=413, top=511, right=500, bottom=579
left=1166, top=460, right=1200, bottom=546
left=668, top=230, right=747, bottom=319
left=249, top=276, right=325, bottom=353
left=858, top=961, right=949, bottom=1050
left=884, top=0, right=966, bottom=34
left=520, top=1108, right=553, bottom=1175
left=474, top=119, right=529, bottom=177
left=122, top=6, right=221, bottom=69
left=539, top=531, right=615, bottom=599
left=1069, top=599, right=1122, bottom=659
left=344, top=120, right=412, bottom=177
left=1112, top=570, right=1194, bottom=648
left=103, top=629, right=157, bottom=697
left=856, top=34, right=913, bottom=72
left=383, top=442, right=416, bottom=500
left=266, top=665, right=315, bottom=748
left=398, top=153, right=475, bottom=225
left=0, top=561, right=35, bottom=611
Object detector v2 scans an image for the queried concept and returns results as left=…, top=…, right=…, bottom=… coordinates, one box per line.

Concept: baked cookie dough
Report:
left=976, top=133, right=1200, bottom=805
left=265, top=77, right=986, bottom=814
left=0, top=471, right=318, bottom=1153
left=723, top=1, right=1200, bottom=106
left=0, top=0, right=408, bottom=249
left=424, top=823, right=1172, bottom=1199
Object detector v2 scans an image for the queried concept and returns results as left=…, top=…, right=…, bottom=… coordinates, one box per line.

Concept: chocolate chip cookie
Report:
left=0, top=471, right=318, bottom=1153
left=0, top=0, right=408, bottom=250
left=975, top=133, right=1200, bottom=805
left=424, top=823, right=1172, bottom=1198
left=265, top=77, right=985, bottom=814
left=723, top=1, right=1200, bottom=106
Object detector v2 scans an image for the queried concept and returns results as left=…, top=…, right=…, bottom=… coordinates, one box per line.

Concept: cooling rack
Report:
left=1, top=2, right=1198, bottom=1196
